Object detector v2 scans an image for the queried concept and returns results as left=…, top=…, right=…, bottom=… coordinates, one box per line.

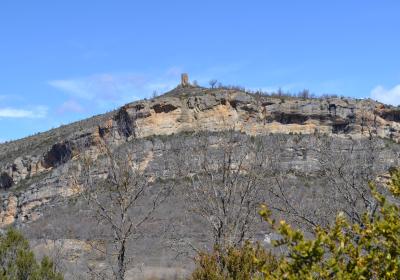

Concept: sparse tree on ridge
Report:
left=182, top=131, right=271, bottom=251
left=80, top=140, right=171, bottom=280
left=209, top=79, right=218, bottom=89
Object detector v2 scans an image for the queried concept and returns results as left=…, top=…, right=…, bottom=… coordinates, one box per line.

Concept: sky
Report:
left=0, top=1, right=399, bottom=142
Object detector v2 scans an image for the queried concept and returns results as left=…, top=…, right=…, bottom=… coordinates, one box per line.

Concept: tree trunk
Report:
left=116, top=241, right=126, bottom=280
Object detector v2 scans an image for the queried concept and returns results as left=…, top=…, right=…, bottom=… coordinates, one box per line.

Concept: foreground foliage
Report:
left=0, top=228, right=63, bottom=280
left=190, top=242, right=278, bottom=280
left=192, top=169, right=400, bottom=280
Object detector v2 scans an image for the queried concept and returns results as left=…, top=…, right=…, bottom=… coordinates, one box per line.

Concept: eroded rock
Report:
left=1, top=87, right=400, bottom=229
left=152, top=103, right=178, bottom=114
left=0, top=194, right=17, bottom=226
left=0, top=172, right=13, bottom=189
left=42, top=143, right=73, bottom=169
left=114, top=107, right=135, bottom=138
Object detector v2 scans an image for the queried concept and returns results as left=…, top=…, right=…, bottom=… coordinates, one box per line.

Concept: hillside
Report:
left=1, top=84, right=400, bottom=279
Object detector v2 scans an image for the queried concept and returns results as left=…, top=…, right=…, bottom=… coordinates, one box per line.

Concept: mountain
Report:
left=1, top=84, right=400, bottom=279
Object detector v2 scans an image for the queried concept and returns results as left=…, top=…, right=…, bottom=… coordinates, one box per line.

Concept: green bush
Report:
left=257, top=169, right=400, bottom=279
left=0, top=228, right=63, bottom=280
left=190, top=242, right=278, bottom=280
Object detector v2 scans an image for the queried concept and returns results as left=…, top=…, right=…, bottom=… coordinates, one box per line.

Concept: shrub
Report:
left=0, top=228, right=63, bottom=280
left=257, top=168, right=400, bottom=279
left=191, top=168, right=400, bottom=279
left=190, top=242, right=278, bottom=280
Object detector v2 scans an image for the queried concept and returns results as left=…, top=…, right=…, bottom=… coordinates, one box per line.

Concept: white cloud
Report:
left=371, top=85, right=400, bottom=106
left=49, top=74, right=150, bottom=101
left=48, top=79, right=94, bottom=99
left=0, top=106, right=47, bottom=119
left=48, top=73, right=147, bottom=101
left=48, top=71, right=181, bottom=106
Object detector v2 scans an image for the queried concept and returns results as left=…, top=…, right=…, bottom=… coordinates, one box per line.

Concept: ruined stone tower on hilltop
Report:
left=181, top=73, right=189, bottom=87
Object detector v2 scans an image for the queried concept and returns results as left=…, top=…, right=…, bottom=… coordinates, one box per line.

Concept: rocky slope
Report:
left=2, top=86, right=400, bottom=190
left=0, top=86, right=400, bottom=278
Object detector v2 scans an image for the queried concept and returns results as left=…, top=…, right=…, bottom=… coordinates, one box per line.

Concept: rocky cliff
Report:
left=2, top=86, right=400, bottom=188
left=0, top=86, right=399, bottom=278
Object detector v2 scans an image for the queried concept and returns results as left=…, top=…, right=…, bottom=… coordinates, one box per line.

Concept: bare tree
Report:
left=208, top=79, right=218, bottom=89
left=183, top=132, right=269, bottom=250
left=260, top=135, right=325, bottom=231
left=297, top=89, right=311, bottom=99
left=263, top=134, right=384, bottom=231
left=80, top=142, right=171, bottom=280
left=166, top=130, right=392, bottom=257
left=359, top=107, right=379, bottom=139
left=313, top=135, right=381, bottom=225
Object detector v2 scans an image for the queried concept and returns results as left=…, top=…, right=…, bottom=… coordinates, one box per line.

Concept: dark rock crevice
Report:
left=0, top=172, right=13, bottom=189
left=240, top=105, right=258, bottom=114
left=379, top=110, right=400, bottom=122
left=328, top=104, right=337, bottom=115
left=135, top=104, right=145, bottom=111
left=152, top=104, right=178, bottom=114
left=332, top=121, right=351, bottom=134
left=115, top=108, right=135, bottom=138
left=229, top=100, right=238, bottom=110
left=98, top=126, right=108, bottom=138
left=42, top=142, right=73, bottom=169
left=262, top=101, right=275, bottom=106
left=266, top=112, right=309, bottom=125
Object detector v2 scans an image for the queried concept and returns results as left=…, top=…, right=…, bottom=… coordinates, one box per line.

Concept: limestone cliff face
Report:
left=0, top=87, right=399, bottom=278
left=113, top=88, right=399, bottom=140
left=0, top=87, right=399, bottom=227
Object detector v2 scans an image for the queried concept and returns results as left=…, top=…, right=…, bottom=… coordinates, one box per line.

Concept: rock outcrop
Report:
left=0, top=86, right=399, bottom=278
left=1, top=87, right=399, bottom=219
left=103, top=87, right=400, bottom=141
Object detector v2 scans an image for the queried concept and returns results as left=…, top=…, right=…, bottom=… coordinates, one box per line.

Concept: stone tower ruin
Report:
left=181, top=73, right=189, bottom=87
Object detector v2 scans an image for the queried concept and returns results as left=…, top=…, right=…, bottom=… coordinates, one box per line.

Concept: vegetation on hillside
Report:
left=191, top=169, right=400, bottom=280
left=0, top=228, right=63, bottom=280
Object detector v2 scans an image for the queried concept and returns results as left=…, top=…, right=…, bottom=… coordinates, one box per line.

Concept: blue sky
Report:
left=1, top=1, right=400, bottom=142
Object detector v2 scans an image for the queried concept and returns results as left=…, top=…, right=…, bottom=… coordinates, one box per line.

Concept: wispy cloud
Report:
left=57, top=100, right=85, bottom=114
left=48, top=70, right=182, bottom=108
left=48, top=64, right=251, bottom=108
left=370, top=85, right=400, bottom=106
left=48, top=74, right=148, bottom=101
left=0, top=106, right=47, bottom=119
